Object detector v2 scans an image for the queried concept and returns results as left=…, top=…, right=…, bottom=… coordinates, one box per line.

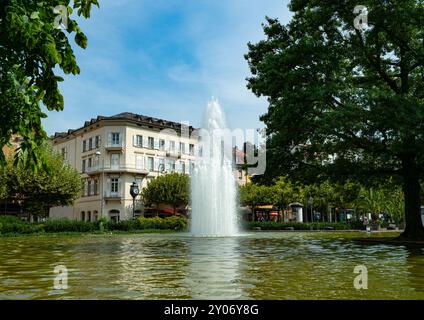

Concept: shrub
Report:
left=43, top=219, right=98, bottom=233
left=0, top=215, right=45, bottom=234
left=241, top=221, right=362, bottom=231
left=103, top=216, right=188, bottom=232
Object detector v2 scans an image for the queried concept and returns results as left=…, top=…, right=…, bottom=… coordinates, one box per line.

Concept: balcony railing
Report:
left=105, top=142, right=123, bottom=150
left=104, top=190, right=122, bottom=199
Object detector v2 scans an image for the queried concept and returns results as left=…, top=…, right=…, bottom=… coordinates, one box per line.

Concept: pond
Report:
left=0, top=232, right=423, bottom=299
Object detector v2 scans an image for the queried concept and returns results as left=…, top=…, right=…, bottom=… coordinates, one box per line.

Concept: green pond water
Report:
left=0, top=232, right=423, bottom=300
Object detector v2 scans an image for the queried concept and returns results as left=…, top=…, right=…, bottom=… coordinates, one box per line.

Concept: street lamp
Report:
left=130, top=181, right=140, bottom=219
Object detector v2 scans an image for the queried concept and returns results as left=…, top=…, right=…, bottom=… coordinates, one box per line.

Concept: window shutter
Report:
left=118, top=178, right=122, bottom=195
left=154, top=158, right=159, bottom=171
left=107, top=133, right=112, bottom=147
left=154, top=138, right=159, bottom=150
left=144, top=156, right=147, bottom=170
left=106, top=178, right=111, bottom=196
left=143, top=137, right=148, bottom=148
left=133, top=135, right=137, bottom=147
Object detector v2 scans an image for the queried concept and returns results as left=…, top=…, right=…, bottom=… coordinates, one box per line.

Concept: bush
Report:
left=0, top=215, right=189, bottom=236
left=43, top=219, right=99, bottom=233
left=0, top=215, right=44, bottom=234
left=241, top=221, right=362, bottom=231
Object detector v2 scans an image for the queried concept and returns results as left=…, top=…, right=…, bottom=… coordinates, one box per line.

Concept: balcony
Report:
left=85, top=165, right=149, bottom=175
left=105, top=142, right=123, bottom=151
left=104, top=190, right=122, bottom=201
left=166, top=151, right=181, bottom=159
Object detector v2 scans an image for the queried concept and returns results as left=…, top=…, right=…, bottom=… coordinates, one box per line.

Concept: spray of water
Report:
left=190, top=99, right=238, bottom=237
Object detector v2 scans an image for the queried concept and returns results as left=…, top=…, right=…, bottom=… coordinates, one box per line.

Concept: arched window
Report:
left=109, top=209, right=120, bottom=222
left=81, top=211, right=85, bottom=222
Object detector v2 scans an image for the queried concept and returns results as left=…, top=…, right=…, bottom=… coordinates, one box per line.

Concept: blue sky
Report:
left=42, top=0, right=292, bottom=135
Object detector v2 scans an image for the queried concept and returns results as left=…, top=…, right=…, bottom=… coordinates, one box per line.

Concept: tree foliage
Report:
left=239, top=183, right=276, bottom=210
left=0, top=0, right=100, bottom=165
left=141, top=173, right=190, bottom=214
left=246, top=0, right=424, bottom=239
left=1, top=144, right=82, bottom=216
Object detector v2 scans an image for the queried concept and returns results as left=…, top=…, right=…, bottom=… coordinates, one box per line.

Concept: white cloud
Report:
left=43, top=0, right=292, bottom=139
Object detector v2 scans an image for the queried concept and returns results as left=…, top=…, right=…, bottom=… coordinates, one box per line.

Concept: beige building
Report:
left=50, top=112, right=198, bottom=222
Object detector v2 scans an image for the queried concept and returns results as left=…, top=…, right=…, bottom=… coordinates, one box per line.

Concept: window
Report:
left=181, top=161, right=186, bottom=174
left=95, top=135, right=101, bottom=148
left=109, top=210, right=120, bottom=222
left=135, top=154, right=143, bottom=170
left=111, top=154, right=120, bottom=168
left=189, top=144, right=195, bottom=156
left=179, top=142, right=185, bottom=154
left=81, top=211, right=85, bottom=222
left=88, top=157, right=92, bottom=169
left=82, top=140, right=87, bottom=152
left=88, top=138, right=93, bottom=150
left=158, top=158, right=165, bottom=172
left=148, top=137, right=154, bottom=149
left=93, top=211, right=98, bottom=222
left=147, top=157, right=154, bottom=171
left=87, top=211, right=91, bottom=222
left=189, top=160, right=195, bottom=174
left=169, top=141, right=175, bottom=153
left=238, top=170, right=243, bottom=180
left=159, top=139, right=165, bottom=151
left=134, top=135, right=143, bottom=147
left=111, top=178, right=119, bottom=193
left=82, top=159, right=86, bottom=173
left=94, top=179, right=99, bottom=195
left=111, top=132, right=120, bottom=145
left=168, top=160, right=176, bottom=172
left=87, top=179, right=92, bottom=195
left=61, top=147, right=68, bottom=160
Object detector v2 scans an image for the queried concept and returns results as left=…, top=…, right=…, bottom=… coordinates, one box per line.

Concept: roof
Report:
left=52, top=112, right=198, bottom=139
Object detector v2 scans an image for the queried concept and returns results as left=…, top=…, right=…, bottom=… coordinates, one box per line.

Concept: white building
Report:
left=49, top=113, right=198, bottom=222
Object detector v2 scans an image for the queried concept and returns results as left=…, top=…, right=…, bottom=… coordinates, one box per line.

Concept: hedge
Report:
left=242, top=221, right=364, bottom=231
left=0, top=215, right=189, bottom=235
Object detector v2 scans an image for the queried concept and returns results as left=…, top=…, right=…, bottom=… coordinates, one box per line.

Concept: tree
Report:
left=0, top=0, right=100, bottom=166
left=3, top=144, right=82, bottom=217
left=141, top=173, right=190, bottom=215
left=245, top=1, right=424, bottom=239
left=239, top=183, right=276, bottom=221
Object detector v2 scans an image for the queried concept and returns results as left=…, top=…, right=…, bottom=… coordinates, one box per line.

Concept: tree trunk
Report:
left=400, top=158, right=424, bottom=240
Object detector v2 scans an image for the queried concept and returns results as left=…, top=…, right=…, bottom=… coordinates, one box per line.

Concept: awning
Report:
left=255, top=205, right=274, bottom=209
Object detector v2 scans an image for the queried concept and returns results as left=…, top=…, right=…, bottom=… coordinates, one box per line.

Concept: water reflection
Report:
left=186, top=237, right=243, bottom=299
left=0, top=233, right=424, bottom=299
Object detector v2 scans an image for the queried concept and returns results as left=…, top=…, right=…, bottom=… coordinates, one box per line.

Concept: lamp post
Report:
left=130, top=181, right=140, bottom=219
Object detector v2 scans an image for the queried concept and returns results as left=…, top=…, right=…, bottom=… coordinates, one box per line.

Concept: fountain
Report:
left=190, top=99, right=238, bottom=237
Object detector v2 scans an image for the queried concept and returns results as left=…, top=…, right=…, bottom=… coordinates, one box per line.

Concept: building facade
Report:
left=50, top=113, right=198, bottom=222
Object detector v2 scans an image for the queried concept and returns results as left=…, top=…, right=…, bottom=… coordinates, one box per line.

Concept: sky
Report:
left=42, top=0, right=292, bottom=136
